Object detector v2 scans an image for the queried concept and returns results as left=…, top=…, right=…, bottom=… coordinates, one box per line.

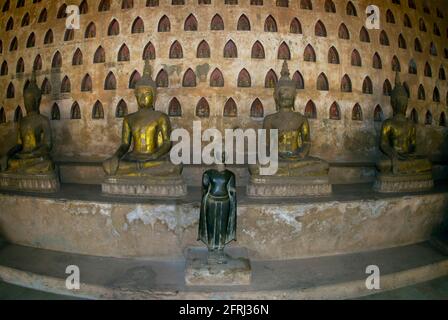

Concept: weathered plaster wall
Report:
left=0, top=192, right=446, bottom=259
left=0, top=0, right=447, bottom=163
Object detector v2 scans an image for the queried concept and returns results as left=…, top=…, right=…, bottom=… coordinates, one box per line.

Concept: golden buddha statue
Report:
left=0, top=72, right=59, bottom=192
left=102, top=61, right=186, bottom=196
left=374, top=72, right=433, bottom=192
left=248, top=61, right=331, bottom=197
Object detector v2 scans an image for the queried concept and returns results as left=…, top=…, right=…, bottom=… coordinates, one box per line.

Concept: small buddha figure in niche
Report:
left=102, top=60, right=181, bottom=178
left=249, top=60, right=329, bottom=177
left=197, top=42, right=210, bottom=58
left=264, top=17, right=277, bottom=32
left=376, top=72, right=431, bottom=176
left=252, top=43, right=264, bottom=59
left=0, top=72, right=55, bottom=175
left=210, top=70, right=224, bottom=87
left=238, top=71, right=251, bottom=87
left=196, top=98, right=210, bottom=118
left=158, top=16, right=170, bottom=32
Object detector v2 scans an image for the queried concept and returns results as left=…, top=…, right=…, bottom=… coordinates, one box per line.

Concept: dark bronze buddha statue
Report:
left=198, top=155, right=237, bottom=264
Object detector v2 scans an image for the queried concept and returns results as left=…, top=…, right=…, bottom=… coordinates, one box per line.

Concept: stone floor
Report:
left=0, top=281, right=79, bottom=300
left=1, top=276, right=447, bottom=300
left=0, top=240, right=447, bottom=299
left=359, top=276, right=448, bottom=300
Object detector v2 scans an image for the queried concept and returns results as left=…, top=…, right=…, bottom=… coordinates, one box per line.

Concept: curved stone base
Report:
left=0, top=184, right=446, bottom=260
left=0, top=172, right=60, bottom=193
left=0, top=242, right=447, bottom=299
left=373, top=173, right=434, bottom=193
left=102, top=176, right=187, bottom=197
left=247, top=176, right=332, bottom=198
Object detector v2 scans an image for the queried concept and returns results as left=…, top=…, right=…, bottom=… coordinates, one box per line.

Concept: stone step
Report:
left=0, top=241, right=447, bottom=299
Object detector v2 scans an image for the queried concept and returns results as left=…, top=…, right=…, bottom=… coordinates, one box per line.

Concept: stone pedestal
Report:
left=247, top=175, right=332, bottom=198
left=0, top=172, right=60, bottom=193
left=373, top=173, right=433, bottom=193
left=185, top=247, right=251, bottom=286
left=102, top=175, right=187, bottom=197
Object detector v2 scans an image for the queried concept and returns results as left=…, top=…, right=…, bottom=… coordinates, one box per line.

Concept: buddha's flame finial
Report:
left=280, top=60, right=290, bottom=78
left=143, top=59, right=152, bottom=78
left=24, top=69, right=41, bottom=97
left=135, top=60, right=156, bottom=89
left=394, top=71, right=401, bottom=86
left=276, top=60, right=296, bottom=90
left=31, top=70, right=37, bottom=84
left=391, top=70, right=408, bottom=109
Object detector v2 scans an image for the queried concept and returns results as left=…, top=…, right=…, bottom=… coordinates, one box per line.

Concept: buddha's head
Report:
left=135, top=60, right=157, bottom=110
left=23, top=71, right=42, bottom=114
left=390, top=72, right=408, bottom=116
left=274, top=60, right=296, bottom=111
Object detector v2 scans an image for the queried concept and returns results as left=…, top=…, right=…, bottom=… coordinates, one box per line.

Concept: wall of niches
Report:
left=0, top=0, right=447, bottom=162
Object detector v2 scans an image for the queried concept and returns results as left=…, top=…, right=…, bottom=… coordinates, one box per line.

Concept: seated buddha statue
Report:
left=374, top=73, right=432, bottom=192
left=0, top=72, right=59, bottom=192
left=248, top=61, right=331, bottom=197
left=102, top=61, right=185, bottom=196
left=0, top=73, right=55, bottom=175
left=249, top=60, right=329, bottom=178
left=377, top=73, right=431, bottom=175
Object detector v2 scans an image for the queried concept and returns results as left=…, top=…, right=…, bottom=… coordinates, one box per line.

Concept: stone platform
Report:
left=0, top=172, right=60, bottom=193
left=373, top=173, right=434, bottom=193
left=0, top=183, right=446, bottom=260
left=57, top=161, right=448, bottom=186
left=0, top=241, right=447, bottom=299
left=102, top=175, right=187, bottom=198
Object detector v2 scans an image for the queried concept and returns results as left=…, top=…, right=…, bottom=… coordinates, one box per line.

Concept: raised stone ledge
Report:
left=56, top=161, right=448, bottom=186
left=0, top=183, right=446, bottom=260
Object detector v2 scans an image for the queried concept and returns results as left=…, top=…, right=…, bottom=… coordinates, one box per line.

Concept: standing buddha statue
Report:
left=198, top=154, right=237, bottom=264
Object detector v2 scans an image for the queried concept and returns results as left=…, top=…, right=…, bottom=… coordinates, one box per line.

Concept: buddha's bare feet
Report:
left=216, top=250, right=228, bottom=265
